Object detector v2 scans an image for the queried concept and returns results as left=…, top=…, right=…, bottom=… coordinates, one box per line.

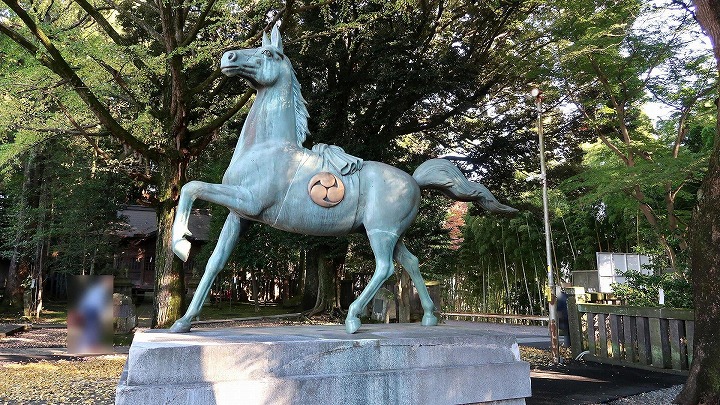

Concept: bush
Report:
left=611, top=268, right=693, bottom=309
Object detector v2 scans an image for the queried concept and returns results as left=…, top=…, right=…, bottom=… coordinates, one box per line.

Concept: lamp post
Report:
left=531, top=87, right=560, bottom=364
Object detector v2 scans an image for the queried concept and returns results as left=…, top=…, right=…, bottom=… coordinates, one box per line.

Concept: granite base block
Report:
left=116, top=324, right=531, bottom=405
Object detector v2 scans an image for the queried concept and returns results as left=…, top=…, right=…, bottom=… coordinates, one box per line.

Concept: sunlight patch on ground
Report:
left=530, top=370, right=608, bottom=383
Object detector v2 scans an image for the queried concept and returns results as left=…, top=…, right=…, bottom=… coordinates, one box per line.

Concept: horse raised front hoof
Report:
left=172, top=238, right=192, bottom=263
left=422, top=314, right=438, bottom=326
left=345, top=317, right=361, bottom=334
left=169, top=319, right=191, bottom=333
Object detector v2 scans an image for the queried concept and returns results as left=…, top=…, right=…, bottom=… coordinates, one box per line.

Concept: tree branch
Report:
left=2, top=0, right=158, bottom=160
left=393, top=78, right=501, bottom=136
left=180, top=0, right=217, bottom=47
left=100, top=0, right=163, bottom=43
left=91, top=56, right=161, bottom=119
left=17, top=125, right=109, bottom=137
left=73, top=0, right=130, bottom=45
left=188, top=89, right=253, bottom=141
left=572, top=99, right=630, bottom=165
left=189, top=68, right=222, bottom=96
left=0, top=20, right=40, bottom=55
left=20, top=118, right=156, bottom=184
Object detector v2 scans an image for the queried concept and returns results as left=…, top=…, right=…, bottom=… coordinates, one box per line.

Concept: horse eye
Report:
left=262, top=50, right=272, bottom=57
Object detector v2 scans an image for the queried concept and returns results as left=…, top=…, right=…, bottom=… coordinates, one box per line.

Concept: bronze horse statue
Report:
left=170, top=26, right=516, bottom=334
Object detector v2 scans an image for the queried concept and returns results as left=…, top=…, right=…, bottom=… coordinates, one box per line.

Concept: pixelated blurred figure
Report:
left=67, top=276, right=113, bottom=354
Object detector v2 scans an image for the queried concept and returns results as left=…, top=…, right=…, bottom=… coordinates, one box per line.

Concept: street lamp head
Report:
left=530, top=88, right=542, bottom=98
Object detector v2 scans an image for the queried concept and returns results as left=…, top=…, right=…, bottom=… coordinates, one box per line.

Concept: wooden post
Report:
left=587, top=312, right=596, bottom=355
left=660, top=318, right=672, bottom=368
left=637, top=317, right=651, bottom=365
left=598, top=313, right=609, bottom=358
left=669, top=319, right=683, bottom=370
left=623, top=316, right=637, bottom=363
left=565, top=287, right=586, bottom=357
left=649, top=317, right=664, bottom=367
left=610, top=314, right=622, bottom=359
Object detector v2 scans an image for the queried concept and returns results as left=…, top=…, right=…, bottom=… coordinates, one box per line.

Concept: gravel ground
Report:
left=595, top=385, right=683, bottom=405
left=0, top=328, right=66, bottom=349
left=0, top=356, right=126, bottom=404
left=0, top=320, right=680, bottom=404
left=0, top=318, right=342, bottom=404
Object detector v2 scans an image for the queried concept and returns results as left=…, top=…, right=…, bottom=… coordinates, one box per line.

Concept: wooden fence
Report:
left=566, top=287, right=694, bottom=374
left=442, top=312, right=548, bottom=325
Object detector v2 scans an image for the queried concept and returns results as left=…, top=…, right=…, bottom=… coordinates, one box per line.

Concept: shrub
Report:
left=611, top=268, right=693, bottom=309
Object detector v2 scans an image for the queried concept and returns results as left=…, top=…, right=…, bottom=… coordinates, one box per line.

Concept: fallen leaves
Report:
left=520, top=345, right=574, bottom=367
left=0, top=356, right=126, bottom=404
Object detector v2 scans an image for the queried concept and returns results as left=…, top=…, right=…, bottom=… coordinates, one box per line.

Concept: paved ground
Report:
left=529, top=362, right=685, bottom=405
left=1, top=320, right=688, bottom=404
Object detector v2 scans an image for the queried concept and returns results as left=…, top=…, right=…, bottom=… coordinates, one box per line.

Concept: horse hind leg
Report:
left=170, top=213, right=249, bottom=333
left=345, top=230, right=398, bottom=334
left=394, top=239, right=438, bottom=326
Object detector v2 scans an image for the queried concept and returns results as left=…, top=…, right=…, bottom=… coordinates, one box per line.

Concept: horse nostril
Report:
left=227, top=52, right=236, bottom=62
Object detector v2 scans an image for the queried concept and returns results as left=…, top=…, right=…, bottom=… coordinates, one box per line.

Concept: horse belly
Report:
left=262, top=159, right=361, bottom=236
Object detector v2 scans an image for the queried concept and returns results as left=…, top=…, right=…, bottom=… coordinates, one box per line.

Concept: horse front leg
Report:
left=172, top=181, right=260, bottom=262
left=170, top=213, right=250, bottom=332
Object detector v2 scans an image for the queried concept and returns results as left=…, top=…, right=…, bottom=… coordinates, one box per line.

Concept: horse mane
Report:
left=289, top=65, right=309, bottom=146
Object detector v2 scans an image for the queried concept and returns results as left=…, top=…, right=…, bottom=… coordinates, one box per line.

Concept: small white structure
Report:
left=571, top=252, right=653, bottom=293
left=596, top=252, right=652, bottom=293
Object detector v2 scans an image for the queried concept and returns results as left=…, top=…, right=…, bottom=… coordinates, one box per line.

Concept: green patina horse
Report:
left=170, top=26, right=516, bottom=334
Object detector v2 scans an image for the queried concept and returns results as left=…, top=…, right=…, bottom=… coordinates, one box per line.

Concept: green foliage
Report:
left=0, top=0, right=711, bottom=322
left=537, top=0, right=716, bottom=268
left=611, top=270, right=665, bottom=307
left=611, top=268, right=693, bottom=309
left=0, top=137, right=133, bottom=277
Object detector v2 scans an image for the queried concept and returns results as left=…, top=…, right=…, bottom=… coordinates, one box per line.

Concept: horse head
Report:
left=220, top=25, right=289, bottom=89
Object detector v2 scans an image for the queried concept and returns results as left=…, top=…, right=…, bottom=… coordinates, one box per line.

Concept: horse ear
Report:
left=271, top=25, right=283, bottom=52
left=262, top=31, right=271, bottom=47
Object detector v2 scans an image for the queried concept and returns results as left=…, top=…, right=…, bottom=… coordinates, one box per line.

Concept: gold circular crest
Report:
left=308, top=172, right=345, bottom=207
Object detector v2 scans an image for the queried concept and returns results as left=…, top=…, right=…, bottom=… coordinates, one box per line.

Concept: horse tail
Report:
left=412, top=158, right=518, bottom=214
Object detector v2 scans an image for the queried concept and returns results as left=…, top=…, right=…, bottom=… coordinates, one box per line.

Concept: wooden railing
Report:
left=442, top=312, right=548, bottom=325
left=566, top=287, right=694, bottom=374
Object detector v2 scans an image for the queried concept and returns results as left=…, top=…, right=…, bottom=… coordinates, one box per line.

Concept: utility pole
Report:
left=531, top=87, right=560, bottom=364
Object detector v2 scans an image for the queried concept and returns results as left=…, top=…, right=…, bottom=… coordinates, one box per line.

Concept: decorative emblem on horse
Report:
left=170, top=26, right=517, bottom=334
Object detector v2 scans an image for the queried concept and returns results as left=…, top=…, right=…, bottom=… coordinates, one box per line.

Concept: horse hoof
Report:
left=422, top=314, right=438, bottom=326
left=345, top=317, right=361, bottom=334
left=170, top=319, right=191, bottom=333
left=172, top=239, right=192, bottom=262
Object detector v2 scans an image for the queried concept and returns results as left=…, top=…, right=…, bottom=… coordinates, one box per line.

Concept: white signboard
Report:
left=595, top=252, right=652, bottom=293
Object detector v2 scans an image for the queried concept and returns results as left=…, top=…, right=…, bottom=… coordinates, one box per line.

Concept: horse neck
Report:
left=237, top=77, right=298, bottom=152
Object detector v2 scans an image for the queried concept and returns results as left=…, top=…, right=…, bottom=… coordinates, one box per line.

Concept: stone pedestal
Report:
left=116, top=324, right=531, bottom=405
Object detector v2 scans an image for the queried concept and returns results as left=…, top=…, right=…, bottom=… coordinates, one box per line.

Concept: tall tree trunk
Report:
left=397, top=271, right=412, bottom=323
left=301, top=249, right=318, bottom=310
left=675, top=2, right=720, bottom=403
left=310, top=253, right=335, bottom=315
left=305, top=243, right=347, bottom=316
left=251, top=268, right=259, bottom=312
left=152, top=161, right=186, bottom=328
left=4, top=155, right=33, bottom=309
left=678, top=149, right=720, bottom=404
left=32, top=175, right=50, bottom=320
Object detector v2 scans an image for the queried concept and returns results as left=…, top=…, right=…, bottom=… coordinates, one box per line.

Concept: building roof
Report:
left=117, top=205, right=211, bottom=241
